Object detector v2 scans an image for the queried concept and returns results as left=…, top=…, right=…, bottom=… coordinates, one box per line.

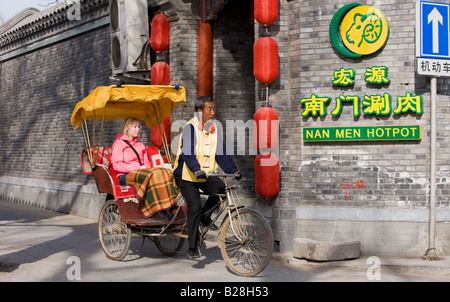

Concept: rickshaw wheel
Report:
left=153, top=236, right=185, bottom=257
left=98, top=200, right=131, bottom=261
left=219, top=208, right=274, bottom=277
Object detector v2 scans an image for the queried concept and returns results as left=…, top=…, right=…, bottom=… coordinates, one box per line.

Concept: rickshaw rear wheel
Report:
left=153, top=236, right=185, bottom=257
left=98, top=200, right=131, bottom=261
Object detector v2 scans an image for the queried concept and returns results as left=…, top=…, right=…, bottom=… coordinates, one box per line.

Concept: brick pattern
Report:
left=296, top=219, right=450, bottom=257
left=290, top=0, right=450, bottom=208
left=0, top=2, right=256, bottom=193
left=1, top=0, right=450, bottom=256
left=286, top=0, right=450, bottom=254
left=0, top=20, right=118, bottom=183
left=170, top=1, right=256, bottom=197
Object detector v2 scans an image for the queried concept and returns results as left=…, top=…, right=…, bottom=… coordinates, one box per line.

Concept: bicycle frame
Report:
left=199, top=173, right=246, bottom=244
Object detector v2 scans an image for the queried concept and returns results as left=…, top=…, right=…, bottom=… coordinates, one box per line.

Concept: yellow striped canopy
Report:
left=70, top=85, right=186, bottom=129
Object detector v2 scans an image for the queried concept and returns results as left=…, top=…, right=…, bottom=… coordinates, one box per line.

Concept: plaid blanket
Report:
left=126, top=168, right=179, bottom=218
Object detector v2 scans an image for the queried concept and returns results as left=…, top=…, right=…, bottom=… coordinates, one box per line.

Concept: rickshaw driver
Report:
left=173, top=96, right=242, bottom=259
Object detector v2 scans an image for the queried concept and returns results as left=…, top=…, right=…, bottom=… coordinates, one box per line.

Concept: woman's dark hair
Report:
left=194, top=96, right=213, bottom=111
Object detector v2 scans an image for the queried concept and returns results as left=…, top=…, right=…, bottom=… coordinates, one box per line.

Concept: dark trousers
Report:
left=175, top=176, right=225, bottom=249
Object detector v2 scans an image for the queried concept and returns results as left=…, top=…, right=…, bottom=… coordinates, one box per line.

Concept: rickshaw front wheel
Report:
left=219, top=208, right=274, bottom=277
left=98, top=200, right=131, bottom=261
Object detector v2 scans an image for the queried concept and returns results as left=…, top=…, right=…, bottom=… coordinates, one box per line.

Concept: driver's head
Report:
left=195, top=96, right=215, bottom=125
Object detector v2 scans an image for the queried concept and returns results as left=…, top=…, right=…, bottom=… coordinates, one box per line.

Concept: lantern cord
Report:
left=264, top=85, right=270, bottom=107
left=160, top=11, right=173, bottom=21
left=262, top=25, right=271, bottom=37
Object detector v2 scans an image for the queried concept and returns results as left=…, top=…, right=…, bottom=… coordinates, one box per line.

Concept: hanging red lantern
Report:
left=255, top=152, right=279, bottom=199
left=253, top=106, right=278, bottom=150
left=253, top=36, right=279, bottom=84
left=151, top=61, right=170, bottom=85
left=254, top=0, right=278, bottom=26
left=150, top=12, right=170, bottom=53
left=151, top=115, right=171, bottom=149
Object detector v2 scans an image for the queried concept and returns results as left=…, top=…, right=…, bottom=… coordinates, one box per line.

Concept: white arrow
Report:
left=428, top=7, right=443, bottom=53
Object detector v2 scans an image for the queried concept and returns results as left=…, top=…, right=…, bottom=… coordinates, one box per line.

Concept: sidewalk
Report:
left=1, top=199, right=449, bottom=282
left=274, top=252, right=450, bottom=277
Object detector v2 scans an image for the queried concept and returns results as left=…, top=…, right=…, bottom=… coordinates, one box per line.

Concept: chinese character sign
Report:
left=365, top=66, right=390, bottom=84
left=362, top=93, right=391, bottom=116
left=300, top=66, right=423, bottom=118
left=300, top=95, right=330, bottom=117
left=417, top=57, right=450, bottom=77
left=333, top=68, right=355, bottom=86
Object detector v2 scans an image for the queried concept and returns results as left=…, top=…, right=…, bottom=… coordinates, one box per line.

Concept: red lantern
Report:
left=150, top=12, right=170, bottom=53
left=255, top=152, right=279, bottom=199
left=254, top=0, right=278, bottom=26
left=253, top=106, right=278, bottom=150
left=151, top=115, right=171, bottom=149
left=151, top=61, right=170, bottom=85
left=253, top=36, right=279, bottom=84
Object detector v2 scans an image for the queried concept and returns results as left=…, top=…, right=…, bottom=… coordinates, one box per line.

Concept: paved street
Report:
left=0, top=200, right=449, bottom=285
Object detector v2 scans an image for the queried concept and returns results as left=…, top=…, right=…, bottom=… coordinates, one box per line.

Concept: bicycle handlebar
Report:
left=206, top=172, right=240, bottom=178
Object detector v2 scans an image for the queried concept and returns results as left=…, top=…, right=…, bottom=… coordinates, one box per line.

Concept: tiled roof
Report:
left=0, top=0, right=108, bottom=46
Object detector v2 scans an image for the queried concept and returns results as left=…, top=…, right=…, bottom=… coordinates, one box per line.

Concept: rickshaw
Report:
left=70, top=84, right=274, bottom=276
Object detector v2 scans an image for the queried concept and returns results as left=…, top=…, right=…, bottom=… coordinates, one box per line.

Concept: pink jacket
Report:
left=111, top=133, right=151, bottom=177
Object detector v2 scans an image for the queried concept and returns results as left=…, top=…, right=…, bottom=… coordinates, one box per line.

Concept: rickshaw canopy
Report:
left=70, top=85, right=186, bottom=129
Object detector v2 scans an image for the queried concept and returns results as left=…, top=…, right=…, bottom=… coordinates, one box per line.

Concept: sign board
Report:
left=416, top=1, right=450, bottom=59
left=417, top=57, right=450, bottom=76
left=303, top=125, right=422, bottom=142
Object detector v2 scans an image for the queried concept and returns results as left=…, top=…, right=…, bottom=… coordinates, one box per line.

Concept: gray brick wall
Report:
left=292, top=0, right=436, bottom=208
left=168, top=1, right=256, bottom=201
left=286, top=0, right=450, bottom=255
left=0, top=6, right=115, bottom=184
left=1, top=0, right=449, bottom=256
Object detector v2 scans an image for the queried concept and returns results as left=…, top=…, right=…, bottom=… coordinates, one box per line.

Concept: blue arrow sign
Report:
left=417, top=1, right=450, bottom=59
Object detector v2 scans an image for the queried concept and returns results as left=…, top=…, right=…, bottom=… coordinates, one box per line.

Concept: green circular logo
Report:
left=330, top=3, right=390, bottom=58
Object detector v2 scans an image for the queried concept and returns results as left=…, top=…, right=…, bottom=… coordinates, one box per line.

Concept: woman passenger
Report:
left=111, top=116, right=178, bottom=221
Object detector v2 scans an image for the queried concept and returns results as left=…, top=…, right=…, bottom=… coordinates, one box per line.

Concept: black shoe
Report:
left=199, top=217, right=218, bottom=231
left=187, top=248, right=201, bottom=259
